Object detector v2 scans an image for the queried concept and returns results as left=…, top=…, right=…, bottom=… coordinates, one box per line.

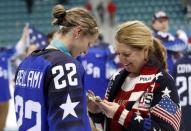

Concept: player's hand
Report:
left=97, top=100, right=119, bottom=119
left=21, top=23, right=29, bottom=41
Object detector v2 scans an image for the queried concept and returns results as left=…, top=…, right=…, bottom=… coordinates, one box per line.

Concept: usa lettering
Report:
left=82, top=61, right=101, bottom=78
left=15, top=69, right=43, bottom=88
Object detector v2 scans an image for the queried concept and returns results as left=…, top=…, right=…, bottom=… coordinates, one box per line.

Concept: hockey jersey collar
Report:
left=50, top=38, right=71, bottom=56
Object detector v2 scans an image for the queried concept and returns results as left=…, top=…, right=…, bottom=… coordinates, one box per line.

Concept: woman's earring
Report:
left=144, top=57, right=148, bottom=62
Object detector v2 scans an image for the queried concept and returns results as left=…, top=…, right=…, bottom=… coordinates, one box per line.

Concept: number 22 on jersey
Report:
left=52, top=63, right=78, bottom=89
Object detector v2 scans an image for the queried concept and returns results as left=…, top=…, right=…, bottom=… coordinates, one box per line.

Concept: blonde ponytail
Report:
left=152, top=37, right=167, bottom=71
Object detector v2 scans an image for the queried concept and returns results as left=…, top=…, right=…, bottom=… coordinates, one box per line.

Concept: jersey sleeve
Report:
left=44, top=61, right=91, bottom=131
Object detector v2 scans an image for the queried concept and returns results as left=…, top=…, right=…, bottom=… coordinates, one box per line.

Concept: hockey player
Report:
left=14, top=4, right=98, bottom=131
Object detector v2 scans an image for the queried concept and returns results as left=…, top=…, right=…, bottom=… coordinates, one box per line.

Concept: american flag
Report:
left=29, top=25, right=48, bottom=49
left=151, top=96, right=181, bottom=131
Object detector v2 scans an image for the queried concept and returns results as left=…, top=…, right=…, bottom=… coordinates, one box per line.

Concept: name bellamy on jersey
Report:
left=15, top=69, right=43, bottom=89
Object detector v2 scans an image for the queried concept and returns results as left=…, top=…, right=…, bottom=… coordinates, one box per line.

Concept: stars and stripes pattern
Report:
left=29, top=25, right=48, bottom=49
left=151, top=96, right=181, bottom=131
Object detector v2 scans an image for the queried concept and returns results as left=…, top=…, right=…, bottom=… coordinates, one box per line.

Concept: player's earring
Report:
left=75, top=33, right=80, bottom=39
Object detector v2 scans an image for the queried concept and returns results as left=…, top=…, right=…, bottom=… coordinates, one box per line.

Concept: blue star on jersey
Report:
left=60, top=94, right=80, bottom=120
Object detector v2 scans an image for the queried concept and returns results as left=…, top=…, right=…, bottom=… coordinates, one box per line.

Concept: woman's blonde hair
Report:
left=116, top=20, right=167, bottom=70
left=52, top=4, right=98, bottom=35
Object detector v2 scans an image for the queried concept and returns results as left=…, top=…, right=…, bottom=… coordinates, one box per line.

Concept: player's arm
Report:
left=14, top=23, right=29, bottom=56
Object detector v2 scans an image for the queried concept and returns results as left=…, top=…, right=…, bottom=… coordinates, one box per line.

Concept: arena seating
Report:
left=0, top=0, right=85, bottom=47
left=114, top=0, right=190, bottom=34
left=0, top=0, right=190, bottom=47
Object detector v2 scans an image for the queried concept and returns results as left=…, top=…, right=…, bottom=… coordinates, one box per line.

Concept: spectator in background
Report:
left=151, top=11, right=187, bottom=74
left=57, top=0, right=68, bottom=5
left=182, top=0, right=188, bottom=14
left=181, top=0, right=191, bottom=17
left=88, top=21, right=181, bottom=131
left=187, top=0, right=191, bottom=18
left=172, top=43, right=191, bottom=131
left=24, top=0, right=33, bottom=14
left=85, top=0, right=92, bottom=13
left=189, top=35, right=191, bottom=43
left=107, top=0, right=117, bottom=26
left=96, top=2, right=105, bottom=24
left=78, top=34, right=120, bottom=98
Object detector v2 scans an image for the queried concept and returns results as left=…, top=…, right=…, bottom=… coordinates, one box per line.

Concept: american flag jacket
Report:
left=89, top=57, right=181, bottom=131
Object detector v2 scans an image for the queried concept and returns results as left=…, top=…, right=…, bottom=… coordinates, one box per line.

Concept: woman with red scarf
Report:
left=88, top=21, right=181, bottom=131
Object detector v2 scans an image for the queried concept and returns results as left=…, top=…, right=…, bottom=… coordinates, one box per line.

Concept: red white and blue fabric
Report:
left=89, top=57, right=181, bottom=131
left=29, top=25, right=48, bottom=49
left=151, top=96, right=181, bottom=131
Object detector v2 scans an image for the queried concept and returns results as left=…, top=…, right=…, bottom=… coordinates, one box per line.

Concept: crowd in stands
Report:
left=85, top=0, right=117, bottom=26
left=182, top=0, right=191, bottom=17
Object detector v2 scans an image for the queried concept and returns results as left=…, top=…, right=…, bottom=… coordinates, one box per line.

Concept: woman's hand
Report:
left=87, top=90, right=102, bottom=114
left=87, top=99, right=102, bottom=114
left=97, top=100, right=120, bottom=119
